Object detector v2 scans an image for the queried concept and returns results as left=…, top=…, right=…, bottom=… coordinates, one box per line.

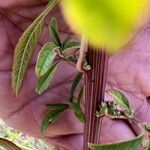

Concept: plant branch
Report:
left=84, top=46, right=108, bottom=150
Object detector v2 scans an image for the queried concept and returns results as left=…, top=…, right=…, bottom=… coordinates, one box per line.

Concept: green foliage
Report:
left=12, top=0, right=59, bottom=96
left=49, top=18, right=62, bottom=47
left=36, top=42, right=58, bottom=77
left=36, top=63, right=59, bottom=94
left=53, top=146, right=60, bottom=150
left=69, top=102, right=85, bottom=123
left=88, top=128, right=144, bottom=150
left=41, top=108, right=67, bottom=134
left=49, top=17, right=80, bottom=51
left=35, top=17, right=81, bottom=95
left=96, top=101, right=125, bottom=119
left=70, top=72, right=83, bottom=99
left=107, top=89, right=130, bottom=111
left=142, top=123, right=150, bottom=135
left=62, top=39, right=80, bottom=52
left=0, top=138, right=21, bottom=150
left=46, top=103, right=69, bottom=111
left=77, top=87, right=84, bottom=104
left=41, top=71, right=85, bottom=134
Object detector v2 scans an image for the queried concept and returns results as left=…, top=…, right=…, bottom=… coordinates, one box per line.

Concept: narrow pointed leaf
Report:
left=12, top=0, right=59, bottom=96
left=0, top=138, right=21, bottom=150
left=108, top=89, right=130, bottom=110
left=69, top=102, right=85, bottom=123
left=88, top=129, right=143, bottom=150
left=41, top=109, right=66, bottom=134
left=36, top=42, right=58, bottom=77
left=62, top=39, right=80, bottom=51
left=36, top=63, right=59, bottom=94
left=71, top=72, right=83, bottom=97
left=46, top=103, right=69, bottom=110
left=50, top=18, right=62, bottom=47
left=77, top=87, right=84, bottom=104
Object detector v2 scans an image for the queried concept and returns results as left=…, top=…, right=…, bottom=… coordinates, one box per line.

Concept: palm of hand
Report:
left=0, top=1, right=150, bottom=149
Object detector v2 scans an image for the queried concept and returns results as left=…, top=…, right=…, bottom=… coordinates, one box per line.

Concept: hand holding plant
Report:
left=0, top=0, right=150, bottom=150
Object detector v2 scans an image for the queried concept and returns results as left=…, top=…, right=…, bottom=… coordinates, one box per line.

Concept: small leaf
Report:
left=108, top=89, right=130, bottom=110
left=12, top=0, right=59, bottom=96
left=77, top=87, right=84, bottom=104
left=53, top=146, right=61, bottom=150
left=0, top=138, right=21, bottom=150
left=88, top=126, right=144, bottom=150
left=62, top=39, right=80, bottom=51
left=41, top=109, right=66, bottom=134
left=69, top=102, right=85, bottom=123
left=36, top=63, right=59, bottom=94
left=36, top=42, right=58, bottom=77
left=142, top=123, right=150, bottom=135
left=46, top=103, right=69, bottom=110
left=50, top=18, right=62, bottom=47
left=71, top=72, right=83, bottom=97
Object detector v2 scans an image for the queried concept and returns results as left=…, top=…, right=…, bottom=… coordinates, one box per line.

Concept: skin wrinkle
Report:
left=8, top=73, right=75, bottom=117
left=0, top=10, right=28, bottom=32
left=3, top=19, right=15, bottom=50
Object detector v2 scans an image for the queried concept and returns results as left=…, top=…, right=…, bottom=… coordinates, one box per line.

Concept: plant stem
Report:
left=83, top=45, right=108, bottom=150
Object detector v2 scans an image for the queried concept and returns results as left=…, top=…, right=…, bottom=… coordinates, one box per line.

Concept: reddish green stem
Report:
left=84, top=46, right=108, bottom=150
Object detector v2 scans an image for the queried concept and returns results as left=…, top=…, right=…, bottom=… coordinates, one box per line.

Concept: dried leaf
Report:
left=50, top=17, right=62, bottom=47
left=36, top=42, right=58, bottom=77
left=12, top=0, right=59, bottom=96
left=46, top=103, right=69, bottom=111
left=69, top=102, right=85, bottom=123
left=36, top=63, right=59, bottom=94
left=0, top=138, right=21, bottom=150
left=108, top=89, right=130, bottom=110
left=41, top=109, right=66, bottom=134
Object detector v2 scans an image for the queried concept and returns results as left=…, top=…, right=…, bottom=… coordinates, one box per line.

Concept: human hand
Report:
left=0, top=1, right=150, bottom=150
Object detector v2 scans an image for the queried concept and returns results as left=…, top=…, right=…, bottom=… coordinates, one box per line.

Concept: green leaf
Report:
left=0, top=138, right=21, bottom=150
left=53, top=146, right=61, bottom=150
left=69, top=102, right=85, bottom=123
left=77, top=87, right=84, bottom=104
left=142, top=123, right=150, bottom=135
left=46, top=103, right=69, bottom=111
left=12, top=0, right=59, bottom=96
left=108, top=89, right=130, bottom=110
left=88, top=128, right=144, bottom=150
left=36, top=42, right=58, bottom=77
left=41, top=109, right=66, bottom=134
left=62, top=39, right=80, bottom=51
left=71, top=72, right=83, bottom=97
left=50, top=18, right=62, bottom=47
left=36, top=63, right=59, bottom=94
